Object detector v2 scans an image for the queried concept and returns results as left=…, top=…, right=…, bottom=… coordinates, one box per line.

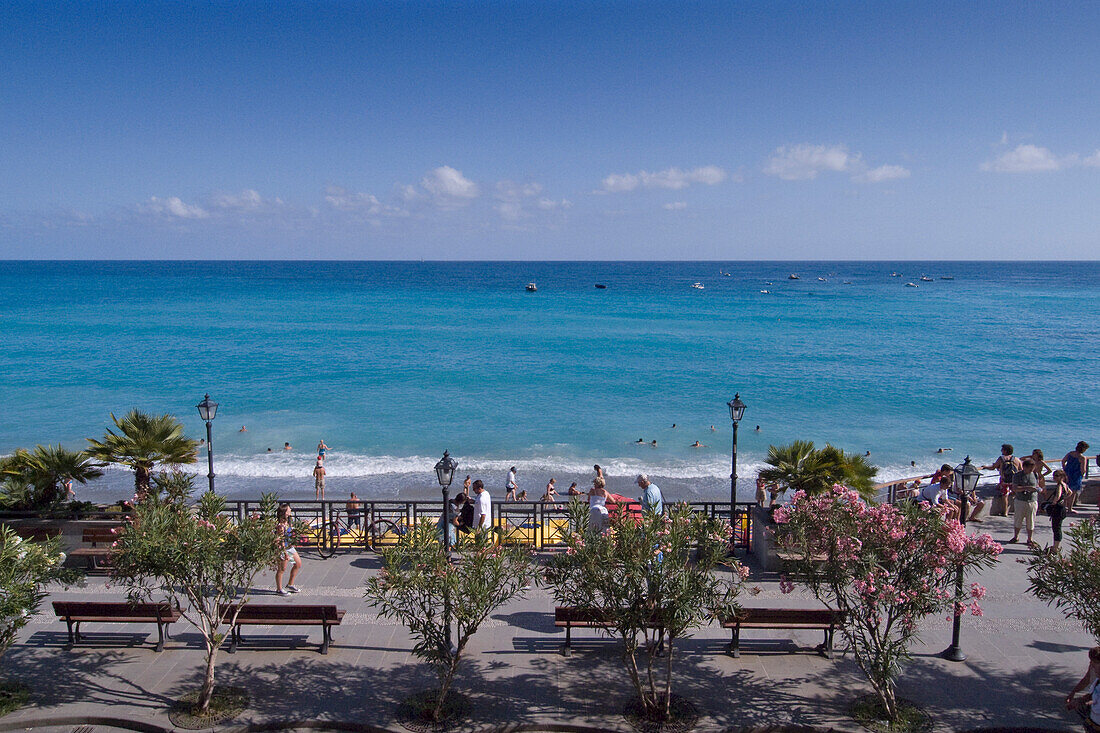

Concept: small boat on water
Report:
left=594, top=283, right=607, bottom=289
left=723, top=272, right=731, bottom=277
left=760, top=289, right=770, bottom=294
left=788, top=273, right=800, bottom=280
left=816, top=277, right=827, bottom=282
left=920, top=276, right=934, bottom=282
left=939, top=276, right=954, bottom=280
left=525, top=282, right=537, bottom=292
left=905, top=282, right=919, bottom=288
left=691, top=282, right=705, bottom=290
left=764, top=281, right=773, bottom=285
left=843, top=281, right=853, bottom=285
left=890, top=272, right=902, bottom=277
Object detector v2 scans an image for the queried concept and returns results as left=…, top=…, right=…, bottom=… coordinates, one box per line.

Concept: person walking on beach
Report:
left=275, top=504, right=302, bottom=596
left=1043, top=470, right=1071, bottom=552
left=588, top=476, right=612, bottom=534
left=983, top=444, right=1022, bottom=516
left=462, top=475, right=472, bottom=498
left=505, top=467, right=518, bottom=501
left=313, top=458, right=326, bottom=500
left=1009, top=457, right=1040, bottom=546
left=1062, top=441, right=1090, bottom=514
left=637, top=473, right=664, bottom=515
left=542, top=478, right=557, bottom=502
left=1065, top=646, right=1100, bottom=729
left=472, top=479, right=492, bottom=530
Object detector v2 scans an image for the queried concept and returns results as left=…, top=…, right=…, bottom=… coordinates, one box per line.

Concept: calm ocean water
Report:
left=0, top=261, right=1096, bottom=503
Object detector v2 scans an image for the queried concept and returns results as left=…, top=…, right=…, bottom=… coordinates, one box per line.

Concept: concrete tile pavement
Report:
left=1, top=511, right=1093, bottom=732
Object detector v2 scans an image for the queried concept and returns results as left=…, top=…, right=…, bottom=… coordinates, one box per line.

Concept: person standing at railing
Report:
left=983, top=444, right=1022, bottom=516
left=587, top=476, right=611, bottom=534
left=636, top=473, right=664, bottom=515
left=1009, top=457, right=1040, bottom=547
left=1043, top=470, right=1071, bottom=552
left=1062, top=441, right=1090, bottom=514
left=472, top=479, right=492, bottom=530
left=1030, top=449, right=1052, bottom=488
left=346, top=492, right=361, bottom=528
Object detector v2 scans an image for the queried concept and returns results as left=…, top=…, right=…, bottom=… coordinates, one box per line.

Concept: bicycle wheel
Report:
left=366, top=518, right=400, bottom=553
left=316, top=520, right=338, bottom=559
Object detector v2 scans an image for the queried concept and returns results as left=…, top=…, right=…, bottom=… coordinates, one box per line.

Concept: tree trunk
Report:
left=663, top=637, right=674, bottom=719
left=196, top=641, right=218, bottom=713
left=134, top=465, right=151, bottom=500
left=433, top=657, right=458, bottom=721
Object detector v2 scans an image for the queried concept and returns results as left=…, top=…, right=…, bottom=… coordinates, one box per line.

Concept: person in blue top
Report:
left=1062, top=441, right=1090, bottom=514
left=636, top=473, right=664, bottom=514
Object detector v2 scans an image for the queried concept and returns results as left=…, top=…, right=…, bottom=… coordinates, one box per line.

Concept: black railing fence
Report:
left=222, top=498, right=754, bottom=553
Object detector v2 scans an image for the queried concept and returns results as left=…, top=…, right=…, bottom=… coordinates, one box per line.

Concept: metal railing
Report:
left=220, top=498, right=755, bottom=553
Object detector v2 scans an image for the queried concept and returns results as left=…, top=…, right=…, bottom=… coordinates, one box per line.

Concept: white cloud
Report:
left=420, top=166, right=479, bottom=203
left=494, top=201, right=525, bottom=221
left=1084, top=151, right=1100, bottom=168
left=324, top=186, right=383, bottom=213
left=599, top=165, right=728, bottom=193
left=981, top=144, right=1067, bottom=173
left=764, top=144, right=856, bottom=180
left=143, top=196, right=208, bottom=219
left=765, top=144, right=908, bottom=184
left=537, top=198, right=572, bottom=210
left=214, top=189, right=283, bottom=211
left=854, top=164, right=911, bottom=183
left=663, top=201, right=687, bottom=210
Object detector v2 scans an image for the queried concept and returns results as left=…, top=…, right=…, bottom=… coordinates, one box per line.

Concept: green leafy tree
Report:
left=0, top=445, right=104, bottom=509
left=1028, top=515, right=1100, bottom=642
left=365, top=523, right=534, bottom=722
left=0, top=525, right=78, bottom=663
left=109, top=472, right=281, bottom=714
left=759, top=440, right=878, bottom=500
left=87, top=410, right=198, bottom=499
left=776, top=486, right=1002, bottom=722
left=544, top=501, right=746, bottom=721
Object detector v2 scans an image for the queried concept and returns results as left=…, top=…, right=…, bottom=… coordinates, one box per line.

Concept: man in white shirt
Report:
left=505, top=467, right=518, bottom=501
left=472, top=479, right=492, bottom=530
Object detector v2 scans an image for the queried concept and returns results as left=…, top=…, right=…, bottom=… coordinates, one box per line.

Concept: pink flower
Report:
left=969, top=583, right=986, bottom=600
left=969, top=602, right=983, bottom=617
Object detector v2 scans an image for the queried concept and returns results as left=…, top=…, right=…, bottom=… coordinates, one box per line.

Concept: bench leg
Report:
left=155, top=622, right=166, bottom=652
left=65, top=619, right=75, bottom=645
left=320, top=624, right=330, bottom=655
left=74, top=621, right=82, bottom=643
left=823, top=627, right=835, bottom=659
left=728, top=627, right=740, bottom=658
left=560, top=625, right=572, bottom=657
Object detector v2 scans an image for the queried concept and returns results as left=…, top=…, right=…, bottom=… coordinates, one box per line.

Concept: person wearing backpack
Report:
left=983, top=444, right=1022, bottom=516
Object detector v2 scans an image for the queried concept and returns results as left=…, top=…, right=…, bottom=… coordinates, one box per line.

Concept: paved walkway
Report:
left=2, top=508, right=1094, bottom=732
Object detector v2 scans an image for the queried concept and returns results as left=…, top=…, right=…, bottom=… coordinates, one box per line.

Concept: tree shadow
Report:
left=3, top=643, right=175, bottom=710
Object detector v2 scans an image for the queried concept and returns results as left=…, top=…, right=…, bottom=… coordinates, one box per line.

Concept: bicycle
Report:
left=315, top=508, right=407, bottom=558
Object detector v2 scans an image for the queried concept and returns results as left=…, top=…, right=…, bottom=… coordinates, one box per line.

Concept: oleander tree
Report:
left=110, top=471, right=281, bottom=714
left=0, top=525, right=77, bottom=663
left=0, top=445, right=104, bottom=509
left=87, top=410, right=198, bottom=499
left=1028, top=515, right=1100, bottom=643
left=759, top=440, right=878, bottom=501
left=365, top=522, right=534, bottom=722
left=544, top=501, right=747, bottom=721
left=775, top=486, right=1002, bottom=722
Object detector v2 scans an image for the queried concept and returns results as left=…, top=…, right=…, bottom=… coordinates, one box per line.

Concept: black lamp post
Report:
left=943, top=455, right=982, bottom=662
left=727, top=394, right=747, bottom=507
left=196, top=394, right=219, bottom=493
left=434, top=450, right=458, bottom=651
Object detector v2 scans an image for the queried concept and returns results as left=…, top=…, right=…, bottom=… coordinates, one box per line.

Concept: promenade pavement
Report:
left=2, top=507, right=1095, bottom=733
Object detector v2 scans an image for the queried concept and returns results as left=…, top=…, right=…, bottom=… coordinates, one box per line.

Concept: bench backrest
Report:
left=52, top=601, right=177, bottom=619
left=82, top=527, right=120, bottom=544
left=220, top=603, right=341, bottom=622
left=15, top=526, right=62, bottom=541
left=732, top=608, right=844, bottom=624
left=555, top=606, right=614, bottom=624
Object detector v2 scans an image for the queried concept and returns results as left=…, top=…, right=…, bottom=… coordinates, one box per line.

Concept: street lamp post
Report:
left=434, top=450, right=458, bottom=651
left=196, top=394, right=219, bottom=493
left=943, top=455, right=982, bottom=662
left=727, top=394, right=747, bottom=508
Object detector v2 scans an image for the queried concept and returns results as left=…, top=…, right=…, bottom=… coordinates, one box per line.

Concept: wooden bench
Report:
left=52, top=601, right=181, bottom=652
left=720, top=607, right=844, bottom=658
left=220, top=603, right=345, bottom=654
left=68, top=527, right=120, bottom=571
left=13, top=525, right=62, bottom=542
left=553, top=606, right=665, bottom=657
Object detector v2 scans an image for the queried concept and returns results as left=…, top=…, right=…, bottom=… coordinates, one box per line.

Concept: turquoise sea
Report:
left=0, top=261, right=1096, bottom=503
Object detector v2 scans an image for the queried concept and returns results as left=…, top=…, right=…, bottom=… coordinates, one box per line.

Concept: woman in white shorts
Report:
left=275, top=504, right=303, bottom=596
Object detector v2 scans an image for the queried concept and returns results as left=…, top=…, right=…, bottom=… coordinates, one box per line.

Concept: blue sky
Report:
left=2, top=1, right=1099, bottom=259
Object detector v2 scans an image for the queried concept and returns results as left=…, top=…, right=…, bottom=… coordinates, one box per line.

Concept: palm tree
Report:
left=0, top=445, right=104, bottom=507
left=87, top=410, right=198, bottom=498
left=758, top=440, right=877, bottom=500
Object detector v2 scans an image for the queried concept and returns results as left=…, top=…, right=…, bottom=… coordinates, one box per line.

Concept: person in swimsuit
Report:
left=1062, top=441, right=1090, bottom=513
left=317, top=440, right=328, bottom=461
left=587, top=476, right=611, bottom=534
left=313, top=459, right=326, bottom=500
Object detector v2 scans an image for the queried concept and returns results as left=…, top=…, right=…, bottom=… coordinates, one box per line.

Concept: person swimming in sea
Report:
left=284, top=442, right=293, bottom=451
left=651, top=439, right=658, bottom=447
left=635, top=438, right=645, bottom=444
left=239, top=426, right=247, bottom=432
left=691, top=440, right=706, bottom=448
